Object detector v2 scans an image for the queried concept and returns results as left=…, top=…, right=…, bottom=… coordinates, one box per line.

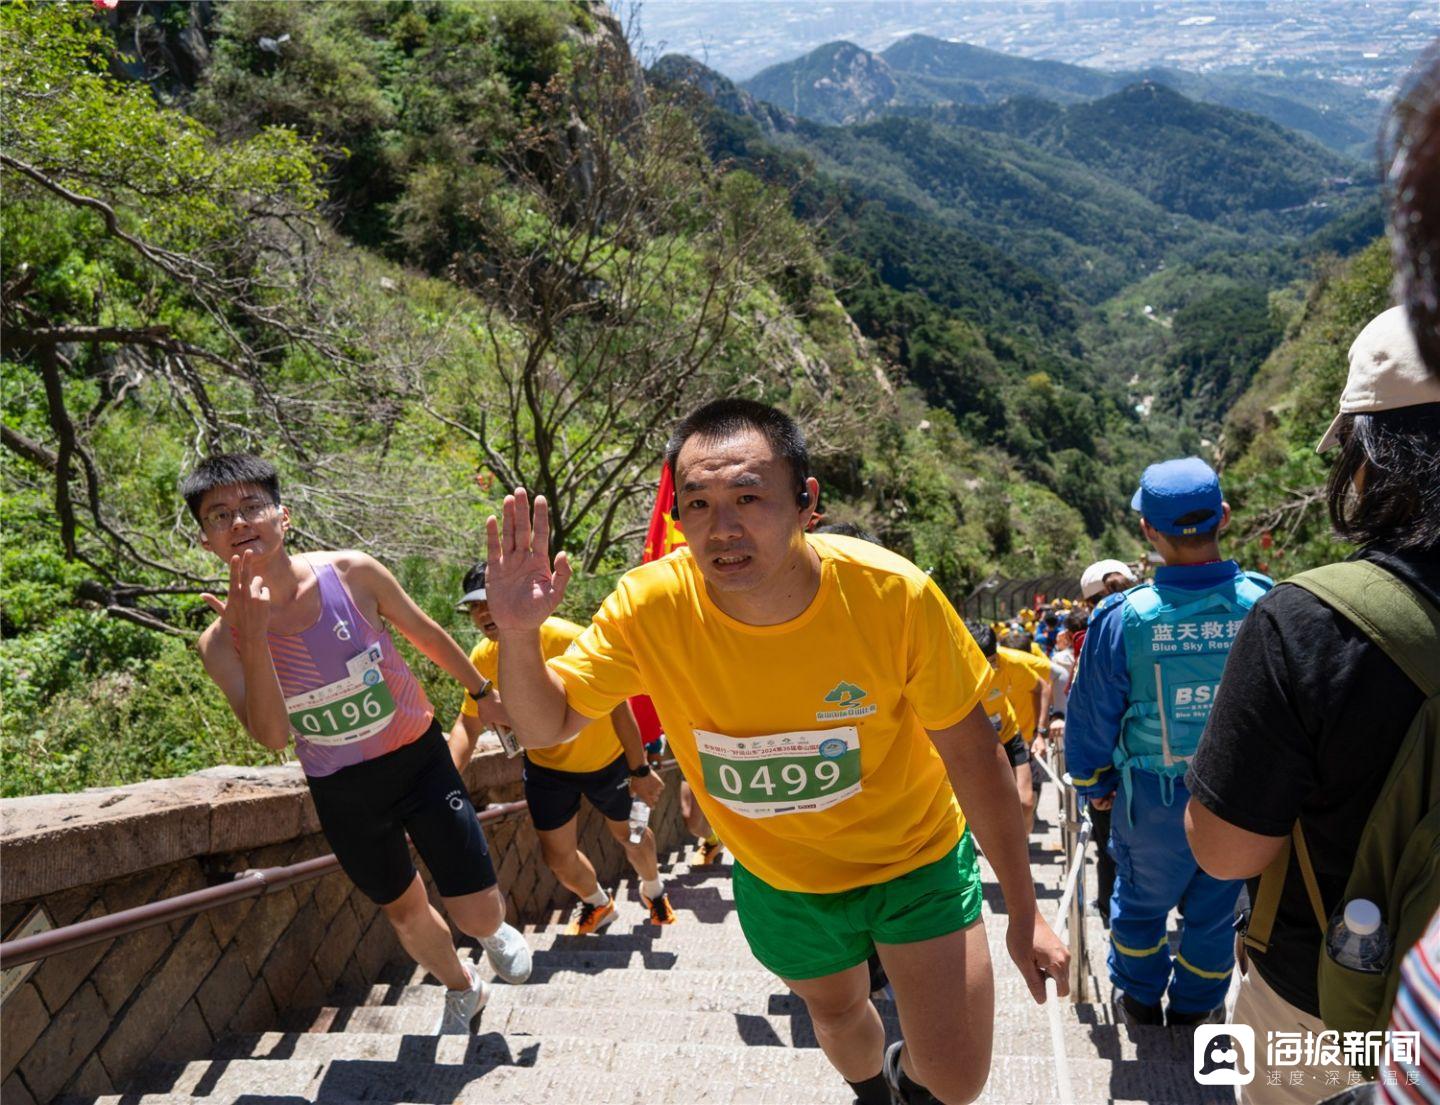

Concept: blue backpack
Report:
left=1113, top=567, right=1271, bottom=820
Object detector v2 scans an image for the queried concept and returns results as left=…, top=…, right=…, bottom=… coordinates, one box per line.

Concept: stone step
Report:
left=503, top=906, right=1110, bottom=958
left=396, top=943, right=1113, bottom=995
left=422, top=907, right=1110, bottom=983
left=225, top=996, right=1194, bottom=1064
left=94, top=1047, right=1227, bottom=1105
left=318, top=957, right=1088, bottom=1023
left=119, top=1046, right=845, bottom=1102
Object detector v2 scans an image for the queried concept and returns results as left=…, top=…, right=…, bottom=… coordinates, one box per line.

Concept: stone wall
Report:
left=0, top=748, right=685, bottom=1103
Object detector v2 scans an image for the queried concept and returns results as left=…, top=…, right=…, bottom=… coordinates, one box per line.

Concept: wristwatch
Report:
left=628, top=762, right=652, bottom=779
left=467, top=678, right=493, bottom=702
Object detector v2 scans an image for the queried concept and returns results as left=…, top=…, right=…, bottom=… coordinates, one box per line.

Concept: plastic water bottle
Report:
left=628, top=799, right=651, bottom=845
left=1325, top=899, right=1390, bottom=973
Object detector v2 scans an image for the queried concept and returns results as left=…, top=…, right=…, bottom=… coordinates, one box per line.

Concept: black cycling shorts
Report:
left=1002, top=734, right=1031, bottom=768
left=522, top=753, right=632, bottom=832
left=306, top=722, right=497, bottom=905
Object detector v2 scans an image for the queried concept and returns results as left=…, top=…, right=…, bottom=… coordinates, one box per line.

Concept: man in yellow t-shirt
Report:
left=481, top=399, right=1068, bottom=1105
left=449, top=561, right=673, bottom=933
left=994, top=633, right=1058, bottom=833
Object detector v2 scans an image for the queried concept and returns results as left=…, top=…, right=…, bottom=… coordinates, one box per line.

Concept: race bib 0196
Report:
left=694, top=726, right=861, bottom=819
left=285, top=643, right=397, bottom=746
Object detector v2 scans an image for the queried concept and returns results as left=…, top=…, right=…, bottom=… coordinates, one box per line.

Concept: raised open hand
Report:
left=201, top=549, right=272, bottom=641
left=484, top=488, right=573, bottom=631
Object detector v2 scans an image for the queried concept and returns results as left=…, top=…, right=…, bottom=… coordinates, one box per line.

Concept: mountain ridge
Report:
left=740, top=33, right=1381, bottom=155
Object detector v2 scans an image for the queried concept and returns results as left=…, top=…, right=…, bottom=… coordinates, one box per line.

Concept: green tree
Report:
left=1, top=1, right=330, bottom=626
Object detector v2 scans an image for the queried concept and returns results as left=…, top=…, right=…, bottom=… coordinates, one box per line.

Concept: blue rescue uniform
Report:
left=1065, top=560, right=1270, bottom=1013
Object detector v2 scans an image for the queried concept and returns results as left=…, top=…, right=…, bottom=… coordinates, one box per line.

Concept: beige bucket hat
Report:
left=1317, top=305, right=1440, bottom=452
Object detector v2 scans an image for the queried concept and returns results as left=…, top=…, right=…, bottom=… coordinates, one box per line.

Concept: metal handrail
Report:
left=1, top=757, right=681, bottom=970
left=1031, top=745, right=1094, bottom=1105
left=0, top=798, right=523, bottom=970
left=1030, top=746, right=1092, bottom=1002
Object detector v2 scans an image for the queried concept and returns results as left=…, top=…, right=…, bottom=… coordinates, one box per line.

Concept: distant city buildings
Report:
left=637, top=0, right=1436, bottom=97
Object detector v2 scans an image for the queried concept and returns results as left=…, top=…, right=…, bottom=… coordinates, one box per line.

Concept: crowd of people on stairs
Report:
left=172, top=43, right=1438, bottom=1105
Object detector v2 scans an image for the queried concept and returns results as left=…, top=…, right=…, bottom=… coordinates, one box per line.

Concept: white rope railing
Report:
left=1031, top=749, right=1094, bottom=1105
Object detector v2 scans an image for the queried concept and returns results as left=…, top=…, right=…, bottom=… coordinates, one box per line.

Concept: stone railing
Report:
left=0, top=747, right=685, bottom=1103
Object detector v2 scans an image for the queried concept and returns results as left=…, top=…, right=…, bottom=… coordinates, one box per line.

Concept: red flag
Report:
left=630, top=462, right=686, bottom=748
left=642, top=461, right=687, bottom=562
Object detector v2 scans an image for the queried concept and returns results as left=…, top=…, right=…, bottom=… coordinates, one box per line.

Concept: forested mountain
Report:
left=2, top=1, right=1117, bottom=795
left=677, top=51, right=1373, bottom=296
left=742, top=34, right=1383, bottom=156
left=0, top=1, right=1394, bottom=797
left=913, top=82, right=1360, bottom=225
left=659, top=48, right=1382, bottom=511
left=1219, top=239, right=1395, bottom=575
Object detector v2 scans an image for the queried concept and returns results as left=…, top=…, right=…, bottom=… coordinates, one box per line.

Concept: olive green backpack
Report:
left=1242, top=560, right=1440, bottom=1047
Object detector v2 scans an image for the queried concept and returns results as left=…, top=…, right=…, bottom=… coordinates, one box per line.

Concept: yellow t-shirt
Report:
left=462, top=617, right=624, bottom=774
left=983, top=680, right=1019, bottom=742
left=994, top=645, right=1053, bottom=743
left=548, top=533, right=993, bottom=893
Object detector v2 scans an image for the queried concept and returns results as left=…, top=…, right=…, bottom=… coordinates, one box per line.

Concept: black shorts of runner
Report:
left=306, top=722, right=497, bottom=905
left=522, top=753, right=632, bottom=832
left=1003, top=734, right=1031, bottom=768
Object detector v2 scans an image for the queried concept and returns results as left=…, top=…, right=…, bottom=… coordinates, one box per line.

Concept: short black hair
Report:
left=1326, top=405, right=1440, bottom=552
left=1064, top=609, right=1088, bottom=634
left=664, top=399, right=810, bottom=493
left=814, top=521, right=880, bottom=545
left=967, top=621, right=997, bottom=657
left=180, top=454, right=280, bottom=523
left=1001, top=630, right=1033, bottom=651
left=1170, top=507, right=1220, bottom=535
left=462, top=560, right=487, bottom=595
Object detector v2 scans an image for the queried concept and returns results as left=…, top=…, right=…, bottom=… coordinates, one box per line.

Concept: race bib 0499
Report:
left=694, top=726, right=861, bottom=819
left=285, top=643, right=397, bottom=745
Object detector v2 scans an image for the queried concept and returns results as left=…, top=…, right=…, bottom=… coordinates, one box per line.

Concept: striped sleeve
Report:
left=1380, top=907, right=1440, bottom=1104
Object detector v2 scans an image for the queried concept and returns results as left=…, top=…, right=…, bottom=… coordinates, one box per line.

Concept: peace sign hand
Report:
left=484, top=488, right=573, bottom=631
left=201, top=549, right=273, bottom=641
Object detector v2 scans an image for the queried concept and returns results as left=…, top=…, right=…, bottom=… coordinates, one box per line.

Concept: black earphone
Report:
left=671, top=486, right=812, bottom=521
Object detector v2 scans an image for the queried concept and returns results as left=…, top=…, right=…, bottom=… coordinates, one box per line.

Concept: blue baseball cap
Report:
left=1131, top=457, right=1223, bottom=536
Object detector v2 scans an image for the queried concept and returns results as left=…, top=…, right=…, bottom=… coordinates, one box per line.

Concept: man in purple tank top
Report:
left=187, top=454, right=532, bottom=1036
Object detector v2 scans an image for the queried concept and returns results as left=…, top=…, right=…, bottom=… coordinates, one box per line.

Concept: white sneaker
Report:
left=436, top=963, right=488, bottom=1034
left=480, top=922, right=533, bottom=984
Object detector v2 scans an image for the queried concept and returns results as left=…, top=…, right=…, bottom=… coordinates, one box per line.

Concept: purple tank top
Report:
left=254, top=560, right=432, bottom=778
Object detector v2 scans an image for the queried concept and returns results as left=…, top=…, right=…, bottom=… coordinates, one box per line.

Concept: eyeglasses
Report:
left=201, top=499, right=277, bottom=532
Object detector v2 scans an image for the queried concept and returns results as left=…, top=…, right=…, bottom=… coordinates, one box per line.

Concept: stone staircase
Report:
left=65, top=786, right=1233, bottom=1104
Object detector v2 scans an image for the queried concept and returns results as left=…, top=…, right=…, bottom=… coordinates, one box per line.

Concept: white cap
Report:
left=1317, top=306, right=1440, bottom=452
left=1343, top=898, right=1382, bottom=937
left=1080, top=559, right=1136, bottom=600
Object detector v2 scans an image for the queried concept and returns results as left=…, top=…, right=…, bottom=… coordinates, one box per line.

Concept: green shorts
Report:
left=732, top=829, right=983, bottom=980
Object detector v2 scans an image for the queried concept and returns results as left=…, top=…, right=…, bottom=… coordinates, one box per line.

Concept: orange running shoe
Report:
left=566, top=898, right=617, bottom=936
left=642, top=891, right=677, bottom=925
left=694, top=837, right=726, bottom=866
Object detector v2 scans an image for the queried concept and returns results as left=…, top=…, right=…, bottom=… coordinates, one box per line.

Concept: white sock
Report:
left=582, top=888, right=610, bottom=907
left=640, top=878, right=664, bottom=902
